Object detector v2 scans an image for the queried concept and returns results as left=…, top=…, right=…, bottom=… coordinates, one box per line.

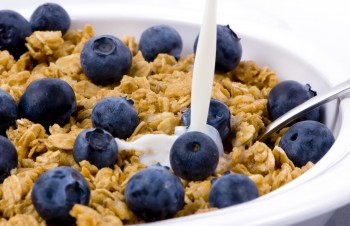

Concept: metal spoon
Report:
left=257, top=79, right=350, bottom=142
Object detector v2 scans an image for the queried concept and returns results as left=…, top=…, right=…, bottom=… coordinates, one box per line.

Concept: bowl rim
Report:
left=70, top=14, right=350, bottom=225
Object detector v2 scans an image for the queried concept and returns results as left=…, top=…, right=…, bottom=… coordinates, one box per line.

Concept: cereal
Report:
left=0, top=25, right=314, bottom=225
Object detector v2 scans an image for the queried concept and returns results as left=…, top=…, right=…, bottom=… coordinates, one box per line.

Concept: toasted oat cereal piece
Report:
left=176, top=198, right=210, bottom=217
left=249, top=174, right=272, bottom=195
left=122, top=36, right=138, bottom=56
left=292, top=162, right=314, bottom=179
left=119, top=75, right=141, bottom=94
left=45, top=133, right=76, bottom=150
left=151, top=54, right=178, bottom=74
left=270, top=163, right=294, bottom=190
left=0, top=50, right=15, bottom=75
left=108, top=199, right=136, bottom=221
left=64, top=25, right=94, bottom=54
left=4, top=214, right=40, bottom=226
left=129, top=57, right=151, bottom=78
left=164, top=71, right=192, bottom=98
left=71, top=204, right=123, bottom=226
left=140, top=112, right=176, bottom=131
left=55, top=53, right=81, bottom=77
left=0, top=219, right=6, bottom=226
left=228, top=61, right=278, bottom=89
left=7, top=120, right=47, bottom=160
left=26, top=31, right=64, bottom=61
left=185, top=180, right=211, bottom=202
left=272, top=146, right=295, bottom=168
left=94, top=168, right=114, bottom=190
left=242, top=142, right=275, bottom=175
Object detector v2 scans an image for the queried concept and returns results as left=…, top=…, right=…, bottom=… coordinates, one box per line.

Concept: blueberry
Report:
left=181, top=98, right=231, bottom=140
left=0, top=135, right=17, bottom=183
left=170, top=131, right=219, bottom=181
left=194, top=24, right=242, bottom=73
left=80, top=35, right=132, bottom=85
left=139, top=25, right=183, bottom=62
left=18, top=78, right=77, bottom=130
left=209, top=173, right=259, bottom=208
left=125, top=165, right=184, bottom=222
left=267, top=80, right=320, bottom=122
left=279, top=120, right=335, bottom=167
left=30, top=3, right=70, bottom=34
left=0, top=10, right=31, bottom=59
left=73, top=128, right=118, bottom=169
left=0, top=89, right=17, bottom=135
left=32, top=166, right=90, bottom=225
left=92, top=97, right=139, bottom=139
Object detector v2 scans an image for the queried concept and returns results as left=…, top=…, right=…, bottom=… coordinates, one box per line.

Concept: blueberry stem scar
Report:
left=258, top=79, right=350, bottom=142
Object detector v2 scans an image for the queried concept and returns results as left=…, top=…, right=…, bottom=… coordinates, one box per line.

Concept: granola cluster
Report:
left=0, top=25, right=313, bottom=225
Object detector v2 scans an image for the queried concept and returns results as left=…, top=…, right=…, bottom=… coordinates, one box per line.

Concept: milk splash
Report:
left=116, top=125, right=223, bottom=167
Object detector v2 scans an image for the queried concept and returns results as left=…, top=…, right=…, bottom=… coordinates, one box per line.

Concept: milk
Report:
left=116, top=124, right=223, bottom=167
left=188, top=0, right=217, bottom=134
left=115, top=0, right=221, bottom=167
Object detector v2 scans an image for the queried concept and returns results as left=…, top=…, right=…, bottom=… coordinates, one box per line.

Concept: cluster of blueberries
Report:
left=0, top=2, right=335, bottom=225
left=268, top=80, right=335, bottom=167
left=0, top=3, right=70, bottom=59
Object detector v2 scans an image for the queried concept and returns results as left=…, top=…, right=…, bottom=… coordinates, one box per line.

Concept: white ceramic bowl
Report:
left=6, top=1, right=350, bottom=225
left=68, top=12, right=350, bottom=226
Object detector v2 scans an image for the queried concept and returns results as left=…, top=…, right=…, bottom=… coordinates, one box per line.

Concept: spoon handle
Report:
left=258, top=79, right=350, bottom=142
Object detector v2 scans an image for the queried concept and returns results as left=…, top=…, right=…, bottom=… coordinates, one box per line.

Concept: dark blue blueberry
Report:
left=18, top=78, right=77, bottom=130
left=279, top=120, right=335, bottom=167
left=31, top=166, right=90, bottom=225
left=80, top=35, right=132, bottom=85
left=209, top=173, right=259, bottom=208
left=181, top=98, right=231, bottom=140
left=0, top=10, right=31, bottom=59
left=30, top=3, right=70, bottom=34
left=0, top=89, right=17, bottom=135
left=139, top=25, right=183, bottom=62
left=194, top=24, right=242, bottom=73
left=170, top=131, right=219, bottom=181
left=267, top=80, right=320, bottom=122
left=125, top=165, right=184, bottom=222
left=0, top=135, right=17, bottom=183
left=73, top=128, right=118, bottom=169
left=92, top=97, right=139, bottom=139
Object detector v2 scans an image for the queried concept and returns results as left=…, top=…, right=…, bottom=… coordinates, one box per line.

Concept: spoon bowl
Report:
left=258, top=79, right=350, bottom=142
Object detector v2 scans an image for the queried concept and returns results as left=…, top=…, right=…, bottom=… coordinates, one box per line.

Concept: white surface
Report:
left=2, top=0, right=350, bottom=225
left=243, top=0, right=350, bottom=76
